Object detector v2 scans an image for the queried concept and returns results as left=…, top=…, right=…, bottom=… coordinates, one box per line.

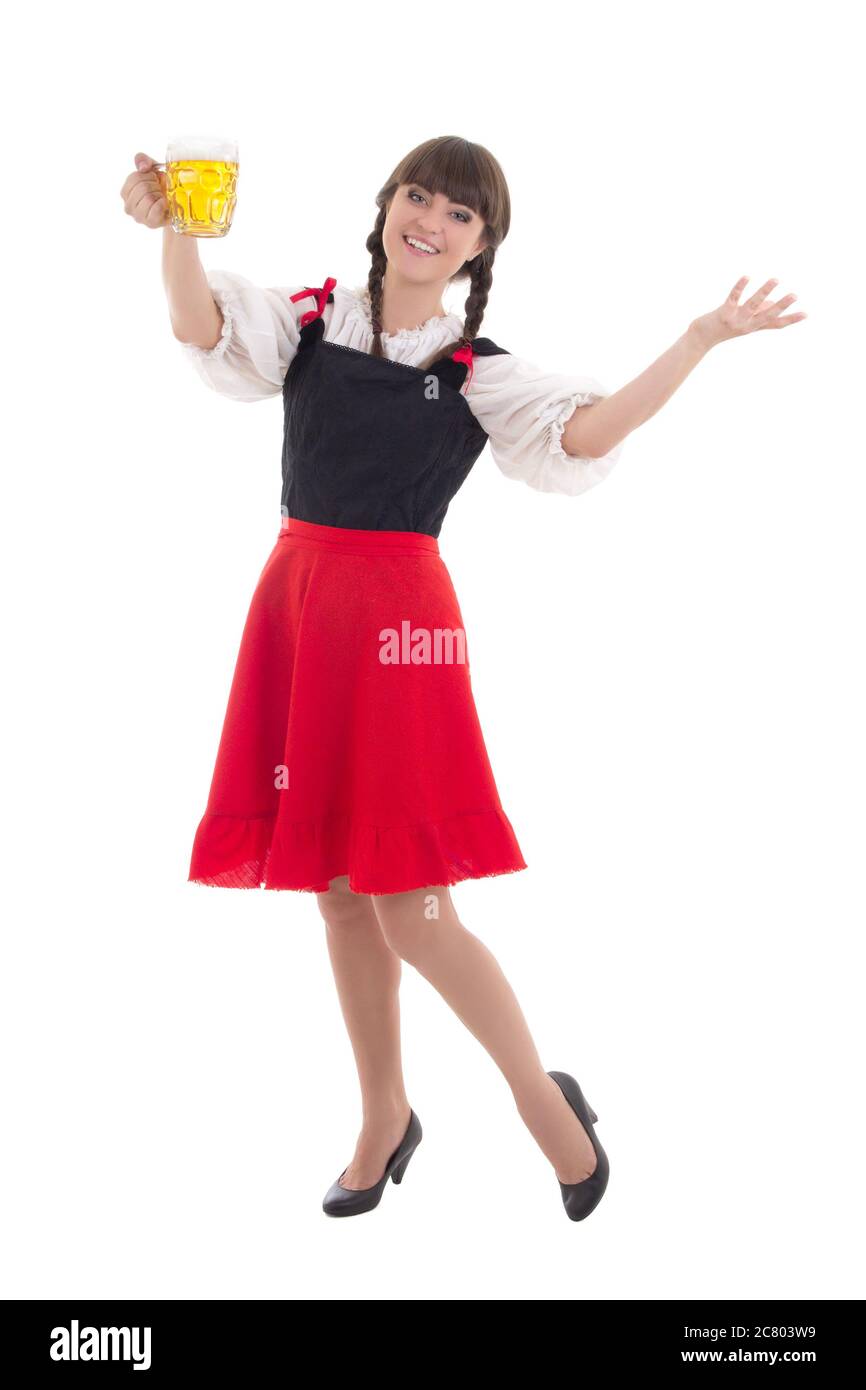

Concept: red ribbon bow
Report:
left=452, top=341, right=474, bottom=392
left=289, top=277, right=337, bottom=327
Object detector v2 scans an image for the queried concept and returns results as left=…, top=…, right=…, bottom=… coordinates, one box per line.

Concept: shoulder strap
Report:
left=466, top=336, right=510, bottom=358
left=289, top=278, right=337, bottom=327
left=449, top=335, right=509, bottom=392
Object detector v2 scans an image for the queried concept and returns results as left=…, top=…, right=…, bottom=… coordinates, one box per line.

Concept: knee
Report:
left=372, top=887, right=454, bottom=960
left=316, top=875, right=373, bottom=931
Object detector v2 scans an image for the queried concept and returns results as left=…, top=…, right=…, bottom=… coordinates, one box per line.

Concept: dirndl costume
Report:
left=188, top=277, right=528, bottom=894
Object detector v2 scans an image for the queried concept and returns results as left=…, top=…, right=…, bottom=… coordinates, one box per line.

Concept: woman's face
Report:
left=383, top=182, right=488, bottom=284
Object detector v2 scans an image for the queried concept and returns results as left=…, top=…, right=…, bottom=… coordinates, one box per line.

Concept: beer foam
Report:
left=166, top=135, right=238, bottom=162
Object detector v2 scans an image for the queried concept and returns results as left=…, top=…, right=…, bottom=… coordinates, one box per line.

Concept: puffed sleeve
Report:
left=178, top=269, right=304, bottom=402
left=467, top=351, right=624, bottom=496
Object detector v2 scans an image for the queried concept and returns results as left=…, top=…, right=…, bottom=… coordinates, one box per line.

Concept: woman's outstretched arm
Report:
left=562, top=275, right=807, bottom=460
left=163, top=224, right=224, bottom=348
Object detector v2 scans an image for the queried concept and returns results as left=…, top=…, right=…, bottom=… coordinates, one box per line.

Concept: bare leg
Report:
left=316, top=876, right=412, bottom=1190
left=371, top=884, right=597, bottom=1184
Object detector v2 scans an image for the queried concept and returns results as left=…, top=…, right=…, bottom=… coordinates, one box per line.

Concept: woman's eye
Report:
left=408, top=190, right=470, bottom=222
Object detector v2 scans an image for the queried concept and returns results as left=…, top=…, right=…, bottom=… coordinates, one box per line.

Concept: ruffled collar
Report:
left=348, top=284, right=463, bottom=340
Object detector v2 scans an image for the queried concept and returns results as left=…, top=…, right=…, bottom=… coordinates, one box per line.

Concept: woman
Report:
left=121, top=135, right=805, bottom=1222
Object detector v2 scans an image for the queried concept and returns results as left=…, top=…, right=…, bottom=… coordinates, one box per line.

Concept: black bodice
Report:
left=280, top=284, right=510, bottom=537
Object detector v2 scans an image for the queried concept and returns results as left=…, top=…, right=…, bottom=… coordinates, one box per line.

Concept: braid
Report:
left=429, top=250, right=495, bottom=369
left=459, top=251, right=493, bottom=344
left=365, top=208, right=388, bottom=360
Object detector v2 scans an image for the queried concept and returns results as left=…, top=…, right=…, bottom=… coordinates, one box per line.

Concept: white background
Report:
left=2, top=0, right=862, bottom=1302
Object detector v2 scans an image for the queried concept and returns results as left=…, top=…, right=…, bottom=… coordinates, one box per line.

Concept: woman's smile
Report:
left=402, top=233, right=440, bottom=257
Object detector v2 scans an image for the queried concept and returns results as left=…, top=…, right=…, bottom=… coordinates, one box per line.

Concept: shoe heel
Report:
left=391, top=1149, right=414, bottom=1184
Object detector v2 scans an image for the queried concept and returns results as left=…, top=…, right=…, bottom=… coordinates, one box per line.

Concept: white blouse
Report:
left=178, top=270, right=624, bottom=496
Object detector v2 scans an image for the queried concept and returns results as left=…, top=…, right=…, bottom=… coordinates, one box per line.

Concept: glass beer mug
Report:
left=156, top=135, right=239, bottom=237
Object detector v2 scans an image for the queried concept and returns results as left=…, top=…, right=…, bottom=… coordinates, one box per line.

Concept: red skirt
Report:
left=188, top=517, right=528, bottom=894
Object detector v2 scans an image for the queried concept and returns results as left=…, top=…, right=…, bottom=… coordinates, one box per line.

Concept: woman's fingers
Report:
left=757, top=291, right=808, bottom=328
left=728, top=275, right=750, bottom=301
left=728, top=277, right=807, bottom=330
left=120, top=154, right=169, bottom=228
left=764, top=308, right=808, bottom=328
left=746, top=277, right=779, bottom=310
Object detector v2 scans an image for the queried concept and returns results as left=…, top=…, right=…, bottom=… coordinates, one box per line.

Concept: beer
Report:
left=158, top=135, right=238, bottom=238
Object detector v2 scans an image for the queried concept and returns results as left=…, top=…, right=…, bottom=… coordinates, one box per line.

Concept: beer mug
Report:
left=155, top=135, right=239, bottom=237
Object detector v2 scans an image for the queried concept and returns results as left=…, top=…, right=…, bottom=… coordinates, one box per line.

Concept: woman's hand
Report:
left=120, top=152, right=169, bottom=229
left=690, top=276, right=807, bottom=352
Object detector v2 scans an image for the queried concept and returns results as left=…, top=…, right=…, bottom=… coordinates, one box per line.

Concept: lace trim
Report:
left=346, top=285, right=463, bottom=340
left=180, top=290, right=235, bottom=360
left=537, top=390, right=608, bottom=462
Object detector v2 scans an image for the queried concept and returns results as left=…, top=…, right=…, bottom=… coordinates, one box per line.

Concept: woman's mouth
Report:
left=403, top=234, right=440, bottom=257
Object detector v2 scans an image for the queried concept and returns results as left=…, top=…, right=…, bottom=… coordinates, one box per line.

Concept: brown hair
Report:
left=364, top=136, right=511, bottom=371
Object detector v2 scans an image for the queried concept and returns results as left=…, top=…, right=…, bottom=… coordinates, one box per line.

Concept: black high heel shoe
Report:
left=322, top=1109, right=423, bottom=1217
left=547, top=1071, right=610, bottom=1222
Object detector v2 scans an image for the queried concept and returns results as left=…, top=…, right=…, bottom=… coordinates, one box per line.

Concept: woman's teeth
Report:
left=404, top=235, right=438, bottom=255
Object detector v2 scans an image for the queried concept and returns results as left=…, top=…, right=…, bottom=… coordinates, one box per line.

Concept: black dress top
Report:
left=281, top=285, right=510, bottom=537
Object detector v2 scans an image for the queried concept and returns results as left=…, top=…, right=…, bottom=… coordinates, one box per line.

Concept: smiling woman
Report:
left=168, top=134, right=622, bottom=1223
left=361, top=144, right=507, bottom=352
